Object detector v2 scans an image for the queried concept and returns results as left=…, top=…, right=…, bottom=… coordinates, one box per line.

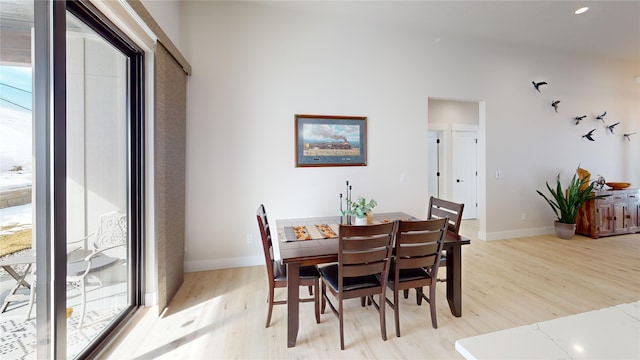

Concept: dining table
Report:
left=274, top=212, right=471, bottom=348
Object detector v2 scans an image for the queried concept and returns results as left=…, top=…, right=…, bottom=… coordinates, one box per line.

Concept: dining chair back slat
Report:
left=342, top=261, right=387, bottom=278
left=342, top=248, right=389, bottom=265
left=341, top=234, right=392, bottom=250
left=398, top=254, right=439, bottom=269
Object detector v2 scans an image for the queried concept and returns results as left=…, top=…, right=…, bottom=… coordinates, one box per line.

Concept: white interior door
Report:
left=452, top=131, right=477, bottom=219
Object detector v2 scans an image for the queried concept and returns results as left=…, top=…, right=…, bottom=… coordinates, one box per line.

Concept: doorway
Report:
left=427, top=98, right=479, bottom=220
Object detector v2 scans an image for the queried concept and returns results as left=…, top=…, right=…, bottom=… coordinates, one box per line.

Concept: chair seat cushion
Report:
left=67, top=254, right=119, bottom=277
left=319, top=264, right=380, bottom=292
left=273, top=261, right=319, bottom=281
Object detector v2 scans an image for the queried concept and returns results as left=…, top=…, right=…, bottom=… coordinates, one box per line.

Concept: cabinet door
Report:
left=628, top=191, right=640, bottom=233
left=613, top=203, right=627, bottom=233
left=627, top=204, right=640, bottom=233
left=596, top=204, right=614, bottom=235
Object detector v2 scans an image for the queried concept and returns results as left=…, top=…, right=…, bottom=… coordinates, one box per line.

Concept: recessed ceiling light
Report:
left=575, top=7, right=589, bottom=15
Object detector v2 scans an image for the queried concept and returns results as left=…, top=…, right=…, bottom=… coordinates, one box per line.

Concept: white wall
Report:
left=140, top=0, right=181, bottom=51
left=178, top=1, right=639, bottom=270
left=429, top=99, right=479, bottom=126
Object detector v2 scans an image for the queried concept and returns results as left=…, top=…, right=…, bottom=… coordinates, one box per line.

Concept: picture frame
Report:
left=295, top=114, right=367, bottom=167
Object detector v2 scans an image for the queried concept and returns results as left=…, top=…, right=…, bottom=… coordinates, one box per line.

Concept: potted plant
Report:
left=341, top=196, right=377, bottom=225
left=536, top=171, right=608, bottom=239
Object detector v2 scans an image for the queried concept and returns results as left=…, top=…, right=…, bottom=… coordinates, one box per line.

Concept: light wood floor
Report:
left=100, top=222, right=640, bottom=359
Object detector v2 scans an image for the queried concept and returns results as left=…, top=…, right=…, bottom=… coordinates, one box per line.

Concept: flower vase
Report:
left=554, top=221, right=576, bottom=239
left=354, top=216, right=367, bottom=226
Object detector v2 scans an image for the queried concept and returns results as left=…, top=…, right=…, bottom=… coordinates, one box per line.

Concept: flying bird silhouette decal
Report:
left=607, top=122, right=620, bottom=134
left=551, top=100, right=560, bottom=113
left=582, top=129, right=596, bottom=141
left=596, top=111, right=607, bottom=122
left=623, top=132, right=636, bottom=142
left=574, top=115, right=586, bottom=125
left=532, top=81, right=548, bottom=93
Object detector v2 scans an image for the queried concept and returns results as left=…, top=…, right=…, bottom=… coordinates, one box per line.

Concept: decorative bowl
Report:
left=605, top=182, right=631, bottom=190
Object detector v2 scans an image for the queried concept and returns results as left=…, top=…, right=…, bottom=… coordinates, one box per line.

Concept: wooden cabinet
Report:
left=576, top=188, right=640, bottom=238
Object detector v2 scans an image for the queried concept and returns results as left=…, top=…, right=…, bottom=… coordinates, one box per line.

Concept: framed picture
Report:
left=295, top=114, right=367, bottom=167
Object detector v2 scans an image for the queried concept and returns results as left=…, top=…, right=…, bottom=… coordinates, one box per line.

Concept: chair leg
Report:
left=429, top=284, right=438, bottom=329
left=25, top=271, right=36, bottom=321
left=394, top=288, right=401, bottom=337
left=308, top=285, right=313, bottom=296
left=314, top=279, right=320, bottom=324
left=339, top=297, right=345, bottom=350
left=379, top=293, right=387, bottom=341
left=78, top=278, right=87, bottom=328
left=416, top=287, right=424, bottom=305
left=403, top=289, right=409, bottom=299
left=266, top=284, right=275, bottom=328
left=321, top=281, right=326, bottom=314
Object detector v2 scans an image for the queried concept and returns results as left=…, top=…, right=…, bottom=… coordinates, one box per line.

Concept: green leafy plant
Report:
left=536, top=173, right=608, bottom=224
left=341, top=196, right=377, bottom=218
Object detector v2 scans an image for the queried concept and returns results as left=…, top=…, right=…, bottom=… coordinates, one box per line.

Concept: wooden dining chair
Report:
left=319, top=221, right=398, bottom=350
left=428, top=196, right=465, bottom=235
left=403, top=197, right=464, bottom=301
left=66, top=211, right=128, bottom=328
left=256, top=204, right=320, bottom=328
left=428, top=195, right=464, bottom=278
left=385, top=218, right=448, bottom=337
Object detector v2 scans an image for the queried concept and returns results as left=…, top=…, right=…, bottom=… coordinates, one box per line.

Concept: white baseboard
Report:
left=478, top=226, right=554, bottom=241
left=144, top=291, right=157, bottom=306
left=184, top=255, right=263, bottom=273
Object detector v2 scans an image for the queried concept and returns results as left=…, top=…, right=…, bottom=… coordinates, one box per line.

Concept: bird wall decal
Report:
left=574, top=115, right=586, bottom=125
left=623, top=132, right=636, bottom=142
left=582, top=129, right=596, bottom=141
left=532, top=81, right=548, bottom=92
left=551, top=100, right=560, bottom=113
left=606, top=122, right=620, bottom=134
left=596, top=111, right=607, bottom=122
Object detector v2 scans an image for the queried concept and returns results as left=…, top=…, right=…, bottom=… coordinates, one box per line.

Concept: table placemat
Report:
left=283, top=223, right=340, bottom=241
left=280, top=215, right=419, bottom=242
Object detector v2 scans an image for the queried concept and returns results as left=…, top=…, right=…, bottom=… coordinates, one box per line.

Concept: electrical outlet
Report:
left=496, top=171, right=505, bottom=179
left=521, top=213, right=526, bottom=221
left=246, top=234, right=253, bottom=244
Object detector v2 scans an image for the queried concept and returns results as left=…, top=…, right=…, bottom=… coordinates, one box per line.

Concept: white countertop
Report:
left=455, top=301, right=640, bottom=360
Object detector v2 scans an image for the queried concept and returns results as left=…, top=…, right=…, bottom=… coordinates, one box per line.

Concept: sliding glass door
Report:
left=0, top=1, right=143, bottom=358
left=64, top=3, right=143, bottom=357
left=62, top=2, right=144, bottom=357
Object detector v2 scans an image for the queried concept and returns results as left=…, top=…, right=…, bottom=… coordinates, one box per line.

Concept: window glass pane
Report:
left=0, top=0, right=36, bottom=358
left=65, top=10, right=129, bottom=358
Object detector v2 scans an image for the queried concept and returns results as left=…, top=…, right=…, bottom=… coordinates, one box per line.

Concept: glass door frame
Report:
left=34, top=0, right=144, bottom=358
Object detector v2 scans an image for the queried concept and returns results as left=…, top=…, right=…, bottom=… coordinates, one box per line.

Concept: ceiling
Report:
left=1, top=1, right=638, bottom=65
left=257, top=0, right=640, bottom=63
